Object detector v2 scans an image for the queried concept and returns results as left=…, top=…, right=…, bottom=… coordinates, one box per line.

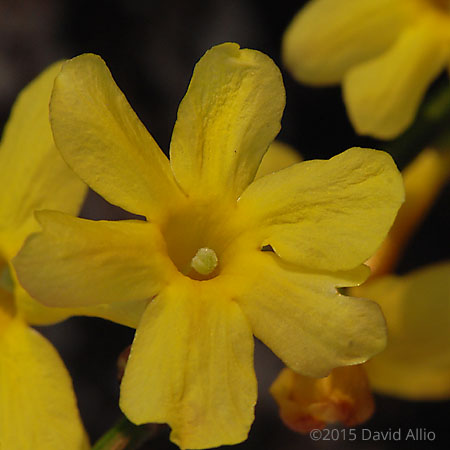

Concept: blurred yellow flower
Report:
left=283, top=0, right=450, bottom=139
left=0, top=63, right=89, bottom=449
left=355, top=262, right=450, bottom=400
left=15, top=43, right=404, bottom=449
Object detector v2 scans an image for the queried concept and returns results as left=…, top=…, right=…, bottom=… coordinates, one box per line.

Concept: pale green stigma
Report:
left=190, top=247, right=218, bottom=275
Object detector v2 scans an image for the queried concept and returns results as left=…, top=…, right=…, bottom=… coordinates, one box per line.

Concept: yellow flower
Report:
left=14, top=43, right=404, bottom=449
left=283, top=0, right=450, bottom=139
left=0, top=63, right=89, bottom=449
left=356, top=262, right=450, bottom=400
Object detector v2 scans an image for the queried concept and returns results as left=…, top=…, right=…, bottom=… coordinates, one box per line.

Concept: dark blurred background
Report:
left=1, top=0, right=449, bottom=448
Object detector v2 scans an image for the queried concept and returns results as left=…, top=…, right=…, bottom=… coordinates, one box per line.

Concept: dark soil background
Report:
left=1, top=0, right=449, bottom=448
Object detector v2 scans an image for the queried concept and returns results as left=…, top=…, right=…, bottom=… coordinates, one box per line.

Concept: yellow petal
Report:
left=79, top=300, right=147, bottom=329
left=355, top=263, right=450, bottom=400
left=14, top=211, right=175, bottom=308
left=255, top=141, right=302, bottom=179
left=0, top=317, right=89, bottom=449
left=270, top=365, right=374, bottom=433
left=120, top=279, right=257, bottom=449
left=50, top=54, right=185, bottom=222
left=0, top=61, right=87, bottom=259
left=170, top=43, right=285, bottom=201
left=283, top=0, right=407, bottom=85
left=344, top=22, right=449, bottom=139
left=14, top=276, right=72, bottom=325
left=229, top=251, right=385, bottom=377
left=238, top=148, right=404, bottom=272
left=4, top=256, right=144, bottom=327
left=2, top=258, right=73, bottom=325
left=14, top=278, right=145, bottom=328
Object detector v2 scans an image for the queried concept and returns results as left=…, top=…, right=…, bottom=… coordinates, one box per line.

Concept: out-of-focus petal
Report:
left=271, top=365, right=374, bottom=433
left=120, top=279, right=256, bottom=449
left=228, top=251, right=385, bottom=378
left=255, top=141, right=302, bottom=179
left=283, top=0, right=407, bottom=85
left=14, top=211, right=175, bottom=308
left=355, top=263, right=450, bottom=400
left=0, top=61, right=87, bottom=259
left=170, top=43, right=285, bottom=201
left=368, top=148, right=450, bottom=278
left=238, top=148, right=404, bottom=272
left=50, top=54, right=185, bottom=222
left=0, top=317, right=89, bottom=449
left=344, top=22, right=449, bottom=139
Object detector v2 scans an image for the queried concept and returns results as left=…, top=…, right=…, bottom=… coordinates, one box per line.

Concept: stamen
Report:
left=190, top=247, right=218, bottom=275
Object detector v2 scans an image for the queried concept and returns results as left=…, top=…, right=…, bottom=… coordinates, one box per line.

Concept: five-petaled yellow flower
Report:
left=283, top=0, right=450, bottom=139
left=0, top=63, right=89, bottom=449
left=15, top=43, right=404, bottom=449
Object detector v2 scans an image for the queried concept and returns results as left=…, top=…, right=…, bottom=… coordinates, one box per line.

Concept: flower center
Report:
left=160, top=200, right=244, bottom=281
left=190, top=247, right=219, bottom=275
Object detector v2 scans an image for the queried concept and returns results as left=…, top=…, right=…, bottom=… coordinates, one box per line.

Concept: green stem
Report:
left=387, top=79, right=450, bottom=169
left=92, top=416, right=161, bottom=450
